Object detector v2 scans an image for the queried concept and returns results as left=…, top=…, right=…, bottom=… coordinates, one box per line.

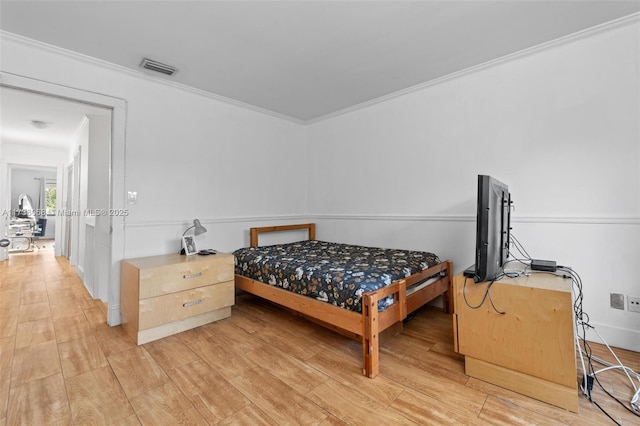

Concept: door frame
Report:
left=63, top=162, right=74, bottom=259
left=67, top=147, right=81, bottom=267
left=0, top=72, right=126, bottom=326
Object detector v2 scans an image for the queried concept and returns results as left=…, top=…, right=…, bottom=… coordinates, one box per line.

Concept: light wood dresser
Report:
left=452, top=271, right=578, bottom=412
left=120, top=252, right=234, bottom=344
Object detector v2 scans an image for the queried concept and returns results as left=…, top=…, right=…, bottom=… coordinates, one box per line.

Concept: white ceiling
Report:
left=0, top=86, right=110, bottom=151
left=1, top=1, right=639, bottom=131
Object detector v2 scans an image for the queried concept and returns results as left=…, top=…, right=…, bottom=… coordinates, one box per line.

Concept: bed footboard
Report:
left=362, top=279, right=407, bottom=377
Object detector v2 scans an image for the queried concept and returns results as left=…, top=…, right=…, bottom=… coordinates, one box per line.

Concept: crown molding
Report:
left=306, top=12, right=640, bottom=125
left=2, top=12, right=638, bottom=126
left=0, top=30, right=304, bottom=125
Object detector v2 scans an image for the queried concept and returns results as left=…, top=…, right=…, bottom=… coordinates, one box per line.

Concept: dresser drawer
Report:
left=138, top=281, right=234, bottom=330
left=138, top=255, right=234, bottom=299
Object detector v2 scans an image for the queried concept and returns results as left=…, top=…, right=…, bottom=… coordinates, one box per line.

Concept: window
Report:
left=45, top=183, right=56, bottom=216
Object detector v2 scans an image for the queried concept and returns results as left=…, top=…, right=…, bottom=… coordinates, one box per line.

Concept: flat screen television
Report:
left=465, top=175, right=511, bottom=283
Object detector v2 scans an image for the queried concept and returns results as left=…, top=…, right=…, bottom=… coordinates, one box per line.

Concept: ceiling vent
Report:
left=139, top=58, right=178, bottom=76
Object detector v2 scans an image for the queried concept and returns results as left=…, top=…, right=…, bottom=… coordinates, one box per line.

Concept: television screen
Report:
left=468, top=175, right=511, bottom=282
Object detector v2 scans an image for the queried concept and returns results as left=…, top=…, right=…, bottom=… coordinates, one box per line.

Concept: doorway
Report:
left=0, top=73, right=126, bottom=326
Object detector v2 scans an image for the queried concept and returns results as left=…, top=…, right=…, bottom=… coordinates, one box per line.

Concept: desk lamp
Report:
left=180, top=219, right=207, bottom=254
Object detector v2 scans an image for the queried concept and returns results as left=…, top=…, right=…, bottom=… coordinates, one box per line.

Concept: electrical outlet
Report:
left=629, top=296, right=640, bottom=313
left=610, top=293, right=625, bottom=310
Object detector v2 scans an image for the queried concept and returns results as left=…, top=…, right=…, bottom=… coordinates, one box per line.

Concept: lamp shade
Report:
left=193, top=219, right=207, bottom=236
left=182, top=219, right=208, bottom=237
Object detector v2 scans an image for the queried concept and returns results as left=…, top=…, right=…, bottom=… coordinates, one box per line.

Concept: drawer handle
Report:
left=183, top=299, right=203, bottom=308
left=183, top=272, right=203, bottom=279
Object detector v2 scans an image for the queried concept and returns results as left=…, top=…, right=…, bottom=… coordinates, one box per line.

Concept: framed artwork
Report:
left=182, top=235, right=197, bottom=256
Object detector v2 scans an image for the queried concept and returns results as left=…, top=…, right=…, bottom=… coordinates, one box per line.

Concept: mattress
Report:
left=233, top=240, right=440, bottom=313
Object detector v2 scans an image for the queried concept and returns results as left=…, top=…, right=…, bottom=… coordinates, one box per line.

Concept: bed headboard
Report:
left=249, top=223, right=316, bottom=247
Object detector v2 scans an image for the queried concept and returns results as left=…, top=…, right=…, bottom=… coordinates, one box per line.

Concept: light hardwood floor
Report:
left=1, top=246, right=639, bottom=425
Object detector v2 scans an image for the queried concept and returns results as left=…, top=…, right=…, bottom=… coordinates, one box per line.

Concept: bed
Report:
left=233, top=223, right=453, bottom=378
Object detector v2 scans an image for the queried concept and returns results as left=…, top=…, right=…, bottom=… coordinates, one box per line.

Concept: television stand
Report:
left=452, top=271, right=578, bottom=412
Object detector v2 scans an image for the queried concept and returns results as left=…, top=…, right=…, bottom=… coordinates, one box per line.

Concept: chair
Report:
left=33, top=218, right=47, bottom=247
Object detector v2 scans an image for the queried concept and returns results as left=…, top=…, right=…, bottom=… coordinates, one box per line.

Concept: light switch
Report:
left=127, top=191, right=138, bottom=204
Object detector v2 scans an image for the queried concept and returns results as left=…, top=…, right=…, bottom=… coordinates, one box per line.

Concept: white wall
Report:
left=121, top=84, right=307, bottom=257
left=306, top=19, right=640, bottom=351
left=1, top=32, right=307, bottom=326
left=0, top=33, right=307, bottom=255
left=10, top=168, right=48, bottom=210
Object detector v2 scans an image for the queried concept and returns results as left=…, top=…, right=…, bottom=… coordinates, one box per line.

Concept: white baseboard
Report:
left=76, top=265, right=84, bottom=281
left=586, top=321, right=640, bottom=353
left=108, top=303, right=121, bottom=327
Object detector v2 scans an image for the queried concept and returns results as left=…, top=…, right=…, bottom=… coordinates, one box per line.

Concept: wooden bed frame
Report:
left=234, top=223, right=453, bottom=378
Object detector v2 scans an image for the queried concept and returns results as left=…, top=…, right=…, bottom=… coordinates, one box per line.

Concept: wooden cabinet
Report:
left=452, top=271, right=578, bottom=412
left=120, top=252, right=234, bottom=344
